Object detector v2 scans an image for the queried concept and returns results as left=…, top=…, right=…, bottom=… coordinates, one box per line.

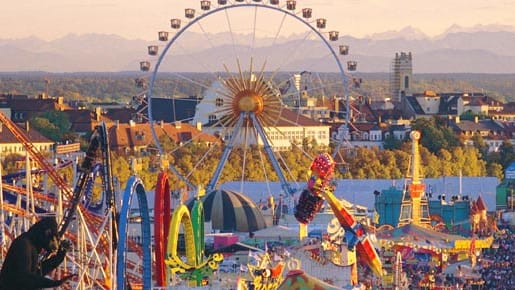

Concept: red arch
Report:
left=154, top=171, right=171, bottom=286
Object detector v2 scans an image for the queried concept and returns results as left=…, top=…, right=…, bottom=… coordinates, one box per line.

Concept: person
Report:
left=0, top=216, right=75, bottom=289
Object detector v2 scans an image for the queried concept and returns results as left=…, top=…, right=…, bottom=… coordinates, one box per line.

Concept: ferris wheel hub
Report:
left=235, top=90, right=264, bottom=114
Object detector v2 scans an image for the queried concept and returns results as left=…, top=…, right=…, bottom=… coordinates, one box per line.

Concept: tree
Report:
left=471, top=134, right=489, bottom=159
left=437, top=148, right=455, bottom=176
left=419, top=146, right=440, bottom=178
left=411, top=117, right=460, bottom=154
left=486, top=162, right=503, bottom=180
left=500, top=139, right=515, bottom=168
left=30, top=111, right=75, bottom=142
left=110, top=154, right=132, bottom=189
left=383, top=133, right=402, bottom=150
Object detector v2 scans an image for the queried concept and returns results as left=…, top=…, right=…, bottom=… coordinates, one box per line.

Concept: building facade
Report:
left=390, top=52, right=413, bottom=103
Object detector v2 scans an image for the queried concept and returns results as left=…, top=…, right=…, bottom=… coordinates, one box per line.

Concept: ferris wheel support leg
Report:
left=250, top=113, right=294, bottom=196
left=206, top=113, right=246, bottom=193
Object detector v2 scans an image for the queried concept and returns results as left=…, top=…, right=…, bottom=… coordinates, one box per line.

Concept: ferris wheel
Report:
left=136, top=0, right=358, bottom=197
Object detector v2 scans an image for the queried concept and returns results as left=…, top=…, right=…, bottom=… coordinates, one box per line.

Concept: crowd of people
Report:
left=411, top=228, right=514, bottom=290
left=477, top=229, right=514, bottom=290
left=358, top=227, right=514, bottom=289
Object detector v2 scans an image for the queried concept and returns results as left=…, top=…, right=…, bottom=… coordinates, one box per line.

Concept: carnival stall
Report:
left=376, top=224, right=493, bottom=270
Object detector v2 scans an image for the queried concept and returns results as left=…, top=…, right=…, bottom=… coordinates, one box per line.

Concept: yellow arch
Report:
left=166, top=204, right=213, bottom=273
left=167, top=204, right=196, bottom=270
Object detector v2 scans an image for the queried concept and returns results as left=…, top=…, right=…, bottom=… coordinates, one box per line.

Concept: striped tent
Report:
left=187, top=189, right=266, bottom=232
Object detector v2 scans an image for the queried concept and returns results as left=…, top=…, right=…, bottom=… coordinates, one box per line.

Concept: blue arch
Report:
left=116, top=176, right=152, bottom=290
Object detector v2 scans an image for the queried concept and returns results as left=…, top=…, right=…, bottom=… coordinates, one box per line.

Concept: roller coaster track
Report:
left=58, top=123, right=115, bottom=238
left=2, top=184, right=55, bottom=203
left=1, top=160, right=73, bottom=183
left=0, top=112, right=73, bottom=207
left=0, top=112, right=120, bottom=288
left=0, top=113, right=105, bottom=233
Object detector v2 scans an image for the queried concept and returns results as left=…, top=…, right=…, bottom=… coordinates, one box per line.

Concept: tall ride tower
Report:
left=398, top=130, right=431, bottom=227
left=390, top=52, right=413, bottom=103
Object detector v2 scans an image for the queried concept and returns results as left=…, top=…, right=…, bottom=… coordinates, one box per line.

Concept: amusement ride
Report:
left=0, top=1, right=384, bottom=289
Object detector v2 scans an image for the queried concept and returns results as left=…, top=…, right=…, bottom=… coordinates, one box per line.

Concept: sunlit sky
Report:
left=1, top=0, right=514, bottom=41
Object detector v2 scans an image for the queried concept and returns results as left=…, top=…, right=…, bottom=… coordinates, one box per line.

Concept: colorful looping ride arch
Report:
left=164, top=198, right=223, bottom=286
left=153, top=171, right=171, bottom=286
left=154, top=171, right=223, bottom=287
left=116, top=176, right=152, bottom=289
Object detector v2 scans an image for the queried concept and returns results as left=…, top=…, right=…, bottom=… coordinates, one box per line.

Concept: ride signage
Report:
left=55, top=143, right=81, bottom=154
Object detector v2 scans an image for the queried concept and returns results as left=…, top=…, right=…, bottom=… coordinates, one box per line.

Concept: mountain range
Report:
left=1, top=25, right=514, bottom=73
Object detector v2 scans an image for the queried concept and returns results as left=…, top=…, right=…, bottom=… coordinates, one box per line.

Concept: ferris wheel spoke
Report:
left=166, top=130, right=209, bottom=155
left=280, top=78, right=343, bottom=100
left=236, top=59, right=248, bottom=90
left=223, top=8, right=240, bottom=64
left=183, top=146, right=217, bottom=180
left=249, top=5, right=258, bottom=57
left=275, top=30, right=316, bottom=71
left=270, top=13, right=288, bottom=47
left=162, top=71, right=231, bottom=105
left=169, top=41, right=220, bottom=79
left=257, top=147, right=273, bottom=196
left=194, top=20, right=218, bottom=52
left=275, top=150, right=302, bottom=188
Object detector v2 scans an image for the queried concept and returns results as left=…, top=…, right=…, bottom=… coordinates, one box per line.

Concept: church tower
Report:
left=390, top=52, right=413, bottom=103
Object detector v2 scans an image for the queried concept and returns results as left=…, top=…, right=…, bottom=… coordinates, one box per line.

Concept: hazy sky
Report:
left=1, top=0, right=514, bottom=41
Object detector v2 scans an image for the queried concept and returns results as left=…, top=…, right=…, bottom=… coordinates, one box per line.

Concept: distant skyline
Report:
left=1, top=0, right=514, bottom=41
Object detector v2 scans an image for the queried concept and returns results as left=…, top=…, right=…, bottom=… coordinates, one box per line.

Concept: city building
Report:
left=390, top=52, right=413, bottom=103
left=448, top=116, right=506, bottom=152
left=0, top=121, right=54, bottom=157
left=108, top=120, right=220, bottom=155
left=0, top=93, right=70, bottom=123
